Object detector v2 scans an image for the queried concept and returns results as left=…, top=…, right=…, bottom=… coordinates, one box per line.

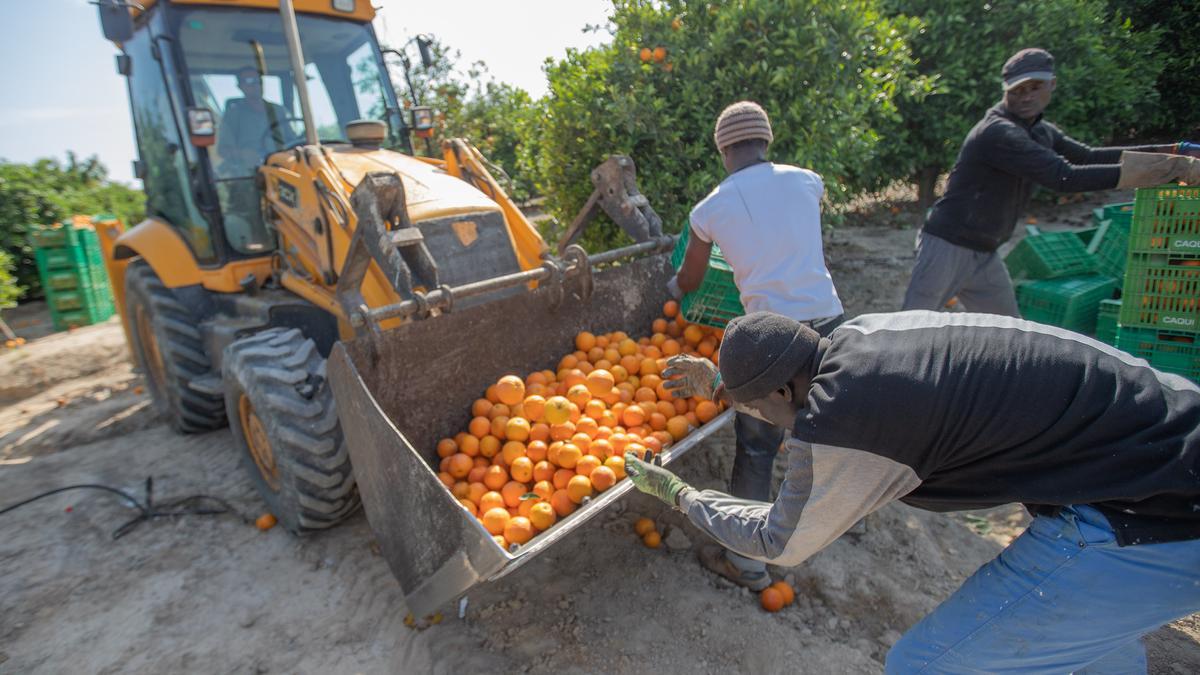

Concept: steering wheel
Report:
left=260, top=115, right=305, bottom=149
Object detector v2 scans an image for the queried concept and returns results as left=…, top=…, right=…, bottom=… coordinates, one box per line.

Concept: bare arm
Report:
left=676, top=227, right=713, bottom=294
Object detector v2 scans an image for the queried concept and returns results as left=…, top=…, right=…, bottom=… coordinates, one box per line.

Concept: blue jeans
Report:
left=886, top=505, right=1200, bottom=674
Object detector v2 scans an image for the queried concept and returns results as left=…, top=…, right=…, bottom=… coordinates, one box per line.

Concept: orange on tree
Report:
left=639, top=46, right=652, bottom=62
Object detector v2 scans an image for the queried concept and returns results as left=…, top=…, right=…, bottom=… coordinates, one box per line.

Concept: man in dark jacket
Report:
left=628, top=310, right=1200, bottom=673
left=902, top=48, right=1200, bottom=315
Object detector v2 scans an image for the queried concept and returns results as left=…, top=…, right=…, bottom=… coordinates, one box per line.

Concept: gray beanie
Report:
left=718, top=312, right=819, bottom=403
left=713, top=101, right=774, bottom=151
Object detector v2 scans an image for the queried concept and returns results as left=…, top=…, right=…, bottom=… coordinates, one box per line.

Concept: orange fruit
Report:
left=621, top=404, right=646, bottom=428
left=527, top=440, right=549, bottom=463
left=447, top=453, right=473, bottom=479
left=505, top=417, right=531, bottom=442
left=568, top=401, right=582, bottom=424
left=483, top=465, right=509, bottom=490
left=485, top=384, right=501, bottom=404
left=529, top=422, right=550, bottom=443
left=590, top=465, right=617, bottom=491
left=663, top=300, right=679, bottom=318
left=487, top=403, right=510, bottom=421
left=438, top=471, right=455, bottom=488
left=550, top=422, right=576, bottom=442
left=639, top=46, right=652, bottom=62
left=529, top=501, right=556, bottom=531
left=544, top=396, right=572, bottom=425
left=479, top=435, right=501, bottom=458
left=471, top=399, right=493, bottom=417
left=501, top=440, right=526, bottom=466
left=590, top=438, right=613, bottom=460
left=617, top=339, right=638, bottom=357
left=578, top=409, right=602, bottom=431
left=561, top=369, right=587, bottom=390
left=571, top=432, right=593, bottom=454
left=547, top=441, right=564, bottom=465
left=662, top=339, right=681, bottom=356
left=492, top=535, right=508, bottom=549
left=458, top=434, right=480, bottom=457
left=626, top=442, right=647, bottom=459
left=523, top=396, right=546, bottom=422
left=652, top=46, right=666, bottom=62
left=604, top=455, right=626, bottom=479
left=467, top=466, right=487, bottom=484
left=566, top=383, right=592, bottom=408
left=576, top=331, right=597, bottom=352
left=458, top=498, right=478, bottom=517
left=501, top=480, right=527, bottom=508
left=496, top=375, right=525, bottom=406
left=652, top=318, right=668, bottom=334
left=575, top=454, right=602, bottom=477
left=550, top=489, right=577, bottom=516
left=770, top=581, right=796, bottom=607
left=567, top=474, right=594, bottom=503
left=557, top=443, right=582, bottom=469
left=642, top=531, right=662, bottom=548
left=479, top=491, right=505, bottom=513
left=609, top=433, right=629, bottom=453
left=533, top=460, right=555, bottom=482
left=452, top=481, right=471, bottom=500
left=436, top=438, right=458, bottom=458
left=760, top=587, right=784, bottom=612
left=490, top=415, right=510, bottom=440
left=532, top=479, right=555, bottom=501
left=634, top=386, right=657, bottom=403
left=654, top=399, right=675, bottom=418
left=642, top=435, right=664, bottom=454
left=696, top=400, right=719, bottom=423
left=467, top=482, right=487, bottom=504
left=468, top=416, right=491, bottom=438
left=698, top=339, right=716, bottom=358
left=255, top=513, right=277, bottom=530
left=553, top=468, right=575, bottom=490
left=509, top=456, right=534, bottom=482
left=586, top=369, right=616, bottom=396
left=482, top=507, right=510, bottom=536
left=634, top=517, right=656, bottom=537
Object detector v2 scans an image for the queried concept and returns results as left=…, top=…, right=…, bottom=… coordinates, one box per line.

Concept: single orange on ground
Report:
left=255, top=513, right=277, bottom=530
left=482, top=507, right=510, bottom=536
left=760, top=587, right=784, bottom=612
left=567, top=474, right=594, bottom=503
left=590, top=465, right=617, bottom=491
left=770, top=581, right=796, bottom=606
left=634, top=517, right=656, bottom=536
left=496, top=375, right=525, bottom=406
left=529, top=501, right=556, bottom=530
left=643, top=531, right=662, bottom=548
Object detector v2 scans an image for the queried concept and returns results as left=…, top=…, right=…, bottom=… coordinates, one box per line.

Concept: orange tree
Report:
left=879, top=0, right=1164, bottom=214
left=525, top=0, right=929, bottom=251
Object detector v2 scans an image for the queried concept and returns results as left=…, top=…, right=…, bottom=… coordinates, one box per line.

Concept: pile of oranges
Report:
left=435, top=301, right=727, bottom=551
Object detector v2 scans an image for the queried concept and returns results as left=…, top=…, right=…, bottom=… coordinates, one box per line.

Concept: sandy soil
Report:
left=1, top=187, right=1197, bottom=674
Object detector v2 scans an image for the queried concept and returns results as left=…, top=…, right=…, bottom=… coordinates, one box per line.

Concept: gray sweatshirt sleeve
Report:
left=677, top=439, right=920, bottom=567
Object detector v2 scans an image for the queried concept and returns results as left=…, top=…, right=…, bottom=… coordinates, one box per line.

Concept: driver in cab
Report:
left=216, top=66, right=297, bottom=176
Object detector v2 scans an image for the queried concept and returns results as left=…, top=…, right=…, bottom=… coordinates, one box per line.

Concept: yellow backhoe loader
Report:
left=93, top=0, right=731, bottom=615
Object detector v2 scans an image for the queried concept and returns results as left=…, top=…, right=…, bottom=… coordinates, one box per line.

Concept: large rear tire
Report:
left=124, top=260, right=226, bottom=433
left=223, top=327, right=359, bottom=533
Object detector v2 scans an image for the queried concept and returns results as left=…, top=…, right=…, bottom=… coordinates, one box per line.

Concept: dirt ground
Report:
left=2, top=187, right=1197, bottom=674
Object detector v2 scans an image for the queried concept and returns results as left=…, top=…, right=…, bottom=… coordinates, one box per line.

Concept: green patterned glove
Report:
left=624, top=451, right=690, bottom=506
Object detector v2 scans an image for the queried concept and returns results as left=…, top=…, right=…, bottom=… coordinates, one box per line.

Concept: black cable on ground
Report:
left=0, top=477, right=250, bottom=539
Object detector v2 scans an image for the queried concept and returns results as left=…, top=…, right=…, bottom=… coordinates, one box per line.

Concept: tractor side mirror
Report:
left=97, top=0, right=134, bottom=42
left=415, top=35, right=434, bottom=69
left=187, top=107, right=217, bottom=147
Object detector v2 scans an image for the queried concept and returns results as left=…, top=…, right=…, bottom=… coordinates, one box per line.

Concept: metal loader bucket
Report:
left=326, top=252, right=733, bottom=616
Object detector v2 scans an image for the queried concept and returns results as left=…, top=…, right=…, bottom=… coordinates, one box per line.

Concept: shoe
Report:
left=697, top=544, right=771, bottom=591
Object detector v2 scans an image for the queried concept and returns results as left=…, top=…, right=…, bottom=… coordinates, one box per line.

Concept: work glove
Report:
left=1176, top=141, right=1200, bottom=158
left=1117, top=151, right=1200, bottom=189
left=666, top=275, right=684, bottom=300
left=624, top=450, right=691, bottom=506
left=662, top=354, right=721, bottom=400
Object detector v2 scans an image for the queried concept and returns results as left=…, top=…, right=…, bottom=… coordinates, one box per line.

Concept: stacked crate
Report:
left=29, top=216, right=116, bottom=331
left=1114, top=186, right=1200, bottom=382
left=1007, top=226, right=1117, bottom=336
left=670, top=226, right=744, bottom=328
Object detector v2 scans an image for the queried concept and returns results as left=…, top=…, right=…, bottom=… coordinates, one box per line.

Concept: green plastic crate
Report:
left=1091, top=218, right=1131, bottom=280
left=1016, top=275, right=1118, bottom=334
left=1096, top=299, right=1120, bottom=345
left=1005, top=229, right=1096, bottom=280
left=1072, top=225, right=1101, bottom=248
left=1118, top=254, right=1200, bottom=331
left=1129, top=185, right=1200, bottom=255
left=1091, top=202, right=1134, bottom=230
left=1116, top=326, right=1199, bottom=382
left=671, top=227, right=743, bottom=328
left=50, top=302, right=114, bottom=332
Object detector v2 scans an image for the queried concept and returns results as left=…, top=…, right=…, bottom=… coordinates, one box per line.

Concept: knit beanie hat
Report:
left=718, top=312, right=820, bottom=403
left=713, top=101, right=774, bottom=151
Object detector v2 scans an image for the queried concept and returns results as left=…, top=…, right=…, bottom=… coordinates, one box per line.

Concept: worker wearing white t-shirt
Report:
left=669, top=101, right=844, bottom=590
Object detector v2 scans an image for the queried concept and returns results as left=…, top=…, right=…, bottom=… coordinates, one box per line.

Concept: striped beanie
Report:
left=713, top=101, right=773, bottom=151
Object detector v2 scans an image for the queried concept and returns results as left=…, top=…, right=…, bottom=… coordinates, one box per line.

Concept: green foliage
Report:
left=879, top=0, right=1164, bottom=205
left=0, top=249, right=21, bottom=309
left=1106, top=0, right=1200, bottom=136
left=393, top=38, right=541, bottom=202
left=0, top=154, right=143, bottom=300
left=530, top=0, right=929, bottom=252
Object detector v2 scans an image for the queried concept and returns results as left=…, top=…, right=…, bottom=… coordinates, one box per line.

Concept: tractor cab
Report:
left=102, top=0, right=416, bottom=265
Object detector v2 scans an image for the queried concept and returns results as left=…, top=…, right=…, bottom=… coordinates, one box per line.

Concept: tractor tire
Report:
left=124, top=260, right=226, bottom=433
left=223, top=327, right=359, bottom=533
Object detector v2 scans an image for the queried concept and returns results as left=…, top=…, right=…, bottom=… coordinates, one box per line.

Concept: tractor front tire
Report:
left=223, top=327, right=359, bottom=533
left=124, top=260, right=226, bottom=433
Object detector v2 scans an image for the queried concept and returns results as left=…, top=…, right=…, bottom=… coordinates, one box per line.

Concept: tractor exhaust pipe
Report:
left=280, top=0, right=318, bottom=146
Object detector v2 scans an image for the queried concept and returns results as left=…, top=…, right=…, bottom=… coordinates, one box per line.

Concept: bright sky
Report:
left=0, top=0, right=611, bottom=186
